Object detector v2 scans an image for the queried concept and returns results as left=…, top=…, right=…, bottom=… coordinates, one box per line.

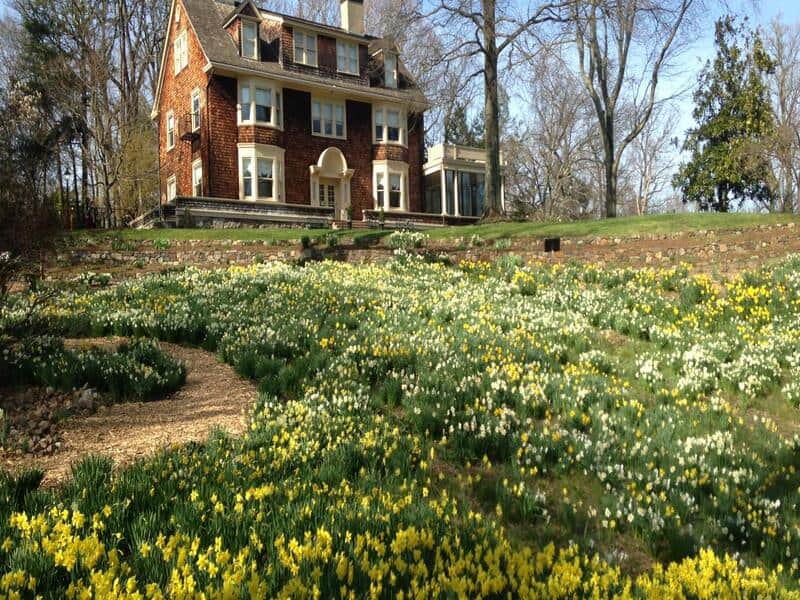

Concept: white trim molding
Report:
left=309, top=147, right=354, bottom=221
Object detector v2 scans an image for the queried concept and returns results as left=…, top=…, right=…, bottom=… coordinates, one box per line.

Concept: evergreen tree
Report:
left=675, top=16, right=777, bottom=212
left=444, top=102, right=484, bottom=147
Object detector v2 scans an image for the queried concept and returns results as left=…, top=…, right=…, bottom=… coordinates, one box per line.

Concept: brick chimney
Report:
left=340, top=0, right=364, bottom=35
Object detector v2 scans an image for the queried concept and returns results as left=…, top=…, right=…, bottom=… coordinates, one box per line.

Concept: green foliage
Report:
left=444, top=101, right=484, bottom=147
left=675, top=16, right=777, bottom=211
left=0, top=337, right=186, bottom=402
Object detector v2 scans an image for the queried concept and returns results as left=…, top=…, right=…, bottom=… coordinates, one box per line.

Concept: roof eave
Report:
left=207, top=61, right=431, bottom=112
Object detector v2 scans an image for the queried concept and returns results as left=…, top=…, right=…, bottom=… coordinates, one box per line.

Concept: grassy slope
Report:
left=68, top=212, right=800, bottom=243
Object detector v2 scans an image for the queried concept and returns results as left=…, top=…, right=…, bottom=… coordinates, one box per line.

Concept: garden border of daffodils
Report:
left=2, top=233, right=800, bottom=598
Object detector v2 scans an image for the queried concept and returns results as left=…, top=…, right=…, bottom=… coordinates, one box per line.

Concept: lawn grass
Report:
left=68, top=212, right=800, bottom=244
left=67, top=226, right=388, bottom=244
left=425, top=212, right=800, bottom=241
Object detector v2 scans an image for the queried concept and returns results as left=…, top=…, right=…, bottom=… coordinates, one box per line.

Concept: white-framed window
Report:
left=238, top=144, right=284, bottom=202
left=241, top=20, right=259, bottom=59
left=373, top=105, right=406, bottom=145
left=238, top=78, right=282, bottom=128
left=373, top=161, right=408, bottom=211
left=389, top=173, right=402, bottom=208
left=375, top=172, right=385, bottom=207
left=192, top=160, right=203, bottom=196
left=174, top=31, right=188, bottom=75
left=191, top=89, right=201, bottom=132
left=311, top=98, right=346, bottom=139
left=294, top=30, right=317, bottom=66
left=167, top=175, right=177, bottom=201
left=166, top=111, right=175, bottom=150
left=384, top=53, right=397, bottom=88
left=337, top=40, right=358, bottom=74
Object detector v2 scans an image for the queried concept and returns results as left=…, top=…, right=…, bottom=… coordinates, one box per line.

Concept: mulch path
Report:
left=2, top=338, right=257, bottom=486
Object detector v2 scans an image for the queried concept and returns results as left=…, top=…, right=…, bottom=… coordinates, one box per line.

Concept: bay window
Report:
left=337, top=40, right=358, bottom=74
left=373, top=161, right=408, bottom=211
left=312, top=98, right=346, bottom=139
left=294, top=30, right=317, bottom=66
left=238, top=79, right=282, bottom=128
left=241, top=20, right=259, bottom=59
left=373, top=105, right=405, bottom=145
left=238, top=144, right=284, bottom=202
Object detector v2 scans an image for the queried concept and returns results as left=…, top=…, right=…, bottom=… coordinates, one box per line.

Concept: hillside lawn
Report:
left=68, top=212, right=800, bottom=244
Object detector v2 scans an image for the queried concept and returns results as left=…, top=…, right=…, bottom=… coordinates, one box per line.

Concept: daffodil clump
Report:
left=2, top=254, right=800, bottom=596
left=0, top=336, right=186, bottom=402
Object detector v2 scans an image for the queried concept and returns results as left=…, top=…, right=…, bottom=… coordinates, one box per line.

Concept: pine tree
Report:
left=444, top=102, right=484, bottom=147
left=675, top=17, right=777, bottom=212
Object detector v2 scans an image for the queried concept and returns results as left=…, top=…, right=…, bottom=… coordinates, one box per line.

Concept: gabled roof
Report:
left=175, top=0, right=428, bottom=111
left=221, top=0, right=263, bottom=28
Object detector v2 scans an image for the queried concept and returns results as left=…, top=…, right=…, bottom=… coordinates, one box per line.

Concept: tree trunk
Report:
left=56, top=151, right=66, bottom=227
left=603, top=114, right=617, bottom=218
left=482, top=0, right=503, bottom=219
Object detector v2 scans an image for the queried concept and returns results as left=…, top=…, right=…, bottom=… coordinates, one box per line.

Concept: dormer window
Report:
left=241, top=20, right=259, bottom=59
left=294, top=30, right=317, bottom=66
left=337, top=40, right=358, bottom=75
left=385, top=53, right=397, bottom=88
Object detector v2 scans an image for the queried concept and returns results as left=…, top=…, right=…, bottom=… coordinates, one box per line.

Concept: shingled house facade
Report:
left=151, top=0, right=485, bottom=227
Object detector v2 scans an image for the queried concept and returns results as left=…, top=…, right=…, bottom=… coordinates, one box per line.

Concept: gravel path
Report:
left=3, top=338, right=256, bottom=486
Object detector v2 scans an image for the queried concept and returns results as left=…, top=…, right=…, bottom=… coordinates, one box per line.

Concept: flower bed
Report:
left=1, top=337, right=186, bottom=402
left=1, top=255, right=800, bottom=596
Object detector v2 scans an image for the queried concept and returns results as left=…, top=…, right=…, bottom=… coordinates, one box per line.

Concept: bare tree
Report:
left=624, top=102, right=680, bottom=215
left=570, top=0, right=702, bottom=218
left=427, top=0, right=569, bottom=218
left=520, top=44, right=597, bottom=217
left=765, top=18, right=800, bottom=214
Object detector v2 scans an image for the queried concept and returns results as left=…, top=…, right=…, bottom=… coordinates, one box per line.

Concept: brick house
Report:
left=150, top=0, right=488, bottom=227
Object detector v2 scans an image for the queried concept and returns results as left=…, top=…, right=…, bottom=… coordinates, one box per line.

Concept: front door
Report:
left=318, top=178, right=337, bottom=210
left=319, top=177, right=350, bottom=220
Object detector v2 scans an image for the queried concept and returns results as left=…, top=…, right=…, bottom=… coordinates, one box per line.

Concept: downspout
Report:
left=206, top=72, right=213, bottom=198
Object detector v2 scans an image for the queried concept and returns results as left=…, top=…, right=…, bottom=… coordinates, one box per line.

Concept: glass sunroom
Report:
left=422, top=144, right=504, bottom=217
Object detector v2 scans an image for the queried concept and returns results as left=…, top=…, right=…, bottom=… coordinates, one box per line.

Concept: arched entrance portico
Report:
left=309, top=147, right=354, bottom=221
